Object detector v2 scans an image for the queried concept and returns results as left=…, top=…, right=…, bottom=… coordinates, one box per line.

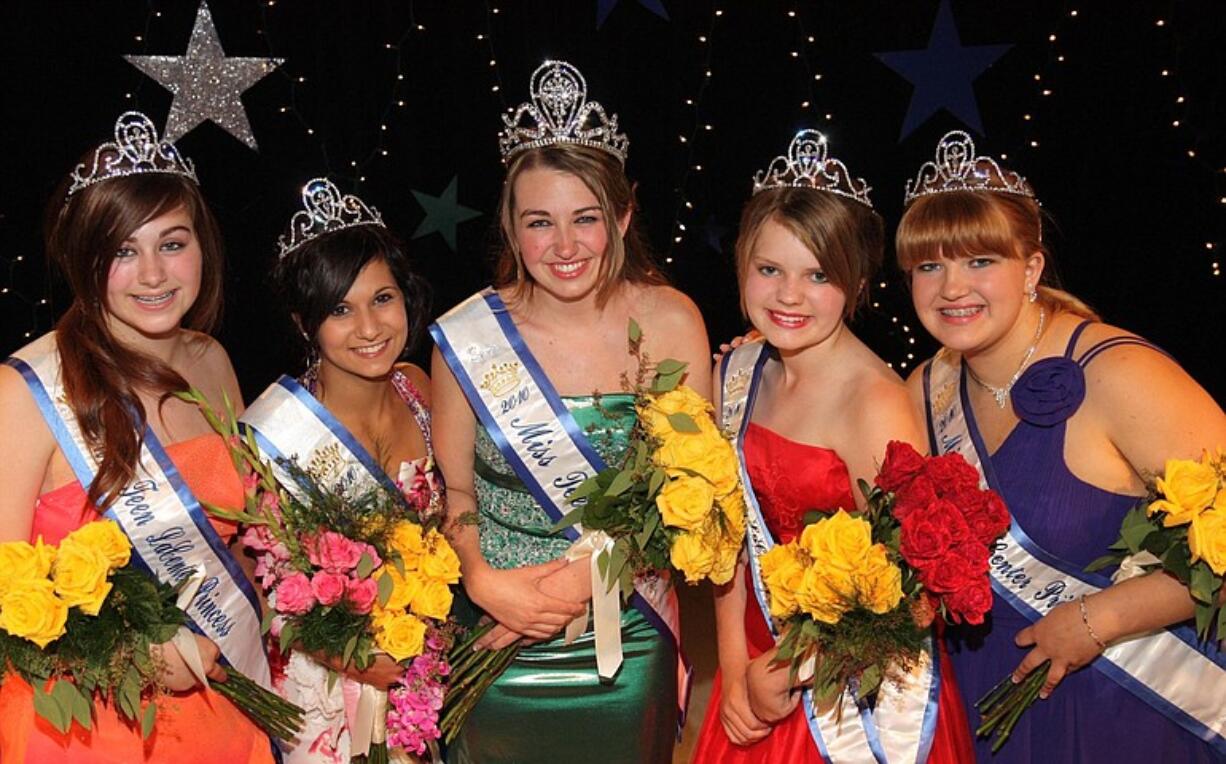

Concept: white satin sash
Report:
left=721, top=340, right=940, bottom=763
left=6, top=332, right=271, bottom=689
left=923, top=349, right=1226, bottom=755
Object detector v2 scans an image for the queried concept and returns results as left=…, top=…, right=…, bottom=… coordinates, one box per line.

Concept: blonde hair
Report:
left=734, top=187, right=883, bottom=319
left=494, top=144, right=665, bottom=306
left=896, top=191, right=1098, bottom=320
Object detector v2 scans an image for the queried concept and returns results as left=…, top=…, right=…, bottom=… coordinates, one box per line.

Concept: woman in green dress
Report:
left=430, top=60, right=710, bottom=763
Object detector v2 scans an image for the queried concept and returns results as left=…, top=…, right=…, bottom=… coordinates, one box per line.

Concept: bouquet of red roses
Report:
left=763, top=441, right=1010, bottom=706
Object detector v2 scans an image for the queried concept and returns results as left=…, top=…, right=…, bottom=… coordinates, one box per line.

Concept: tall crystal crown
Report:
left=904, top=130, right=1035, bottom=204
left=499, top=60, right=629, bottom=164
left=752, top=129, right=873, bottom=208
left=277, top=178, right=386, bottom=260
left=67, top=111, right=198, bottom=198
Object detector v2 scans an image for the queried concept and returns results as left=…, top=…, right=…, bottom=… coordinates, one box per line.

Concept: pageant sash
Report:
left=721, top=340, right=941, bottom=764
left=239, top=375, right=406, bottom=509
left=6, top=333, right=271, bottom=689
left=923, top=349, right=1226, bottom=754
left=430, top=290, right=688, bottom=714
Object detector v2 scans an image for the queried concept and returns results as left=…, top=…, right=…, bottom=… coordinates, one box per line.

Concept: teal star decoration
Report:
left=874, top=0, right=1011, bottom=140
left=411, top=176, right=481, bottom=252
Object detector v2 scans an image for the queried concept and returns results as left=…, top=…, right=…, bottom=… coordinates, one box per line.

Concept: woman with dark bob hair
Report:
left=899, top=131, right=1226, bottom=762
left=239, top=178, right=439, bottom=762
left=0, top=112, right=276, bottom=762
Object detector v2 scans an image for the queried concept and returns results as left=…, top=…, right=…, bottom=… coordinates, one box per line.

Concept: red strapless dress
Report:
left=0, top=433, right=275, bottom=764
left=692, top=424, right=973, bottom=763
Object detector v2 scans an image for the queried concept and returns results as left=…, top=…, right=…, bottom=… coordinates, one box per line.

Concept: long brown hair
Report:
left=734, top=187, right=883, bottom=319
left=494, top=144, right=666, bottom=306
left=896, top=191, right=1098, bottom=319
left=46, top=169, right=224, bottom=507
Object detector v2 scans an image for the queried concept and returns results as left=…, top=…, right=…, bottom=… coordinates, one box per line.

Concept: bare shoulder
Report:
left=182, top=331, right=243, bottom=407
left=0, top=363, right=55, bottom=460
left=631, top=284, right=705, bottom=331
left=396, top=362, right=431, bottom=406
left=0, top=363, right=40, bottom=421
left=846, top=364, right=926, bottom=449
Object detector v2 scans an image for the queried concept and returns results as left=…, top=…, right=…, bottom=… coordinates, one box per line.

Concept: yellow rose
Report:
left=420, top=530, right=461, bottom=584
left=376, top=566, right=421, bottom=612
left=657, top=433, right=739, bottom=496
left=795, top=566, right=851, bottom=625
left=759, top=544, right=806, bottom=617
left=670, top=531, right=715, bottom=583
left=0, top=579, right=69, bottom=647
left=639, top=387, right=711, bottom=437
left=52, top=539, right=113, bottom=616
left=709, top=543, right=740, bottom=586
left=1188, top=506, right=1226, bottom=576
left=373, top=612, right=427, bottom=662
left=0, top=538, right=56, bottom=598
left=389, top=522, right=426, bottom=570
left=854, top=546, right=905, bottom=615
left=719, top=491, right=746, bottom=539
left=1151, top=458, right=1220, bottom=527
left=410, top=578, right=454, bottom=621
left=62, top=520, right=131, bottom=570
left=800, top=510, right=872, bottom=575
left=656, top=475, right=716, bottom=531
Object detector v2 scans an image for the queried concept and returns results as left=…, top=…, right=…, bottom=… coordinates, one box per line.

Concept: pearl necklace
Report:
left=966, top=307, right=1046, bottom=408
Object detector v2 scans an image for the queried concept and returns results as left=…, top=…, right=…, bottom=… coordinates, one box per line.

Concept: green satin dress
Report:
left=447, top=394, right=678, bottom=764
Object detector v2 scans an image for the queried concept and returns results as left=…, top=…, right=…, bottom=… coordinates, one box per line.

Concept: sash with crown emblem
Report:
left=430, top=289, right=688, bottom=720
left=923, top=349, right=1226, bottom=754
left=5, top=333, right=271, bottom=689
left=721, top=340, right=942, bottom=763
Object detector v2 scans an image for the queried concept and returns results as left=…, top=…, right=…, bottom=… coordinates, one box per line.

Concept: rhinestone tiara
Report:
left=904, top=130, right=1035, bottom=204
left=277, top=177, right=386, bottom=260
left=499, top=60, right=629, bottom=164
left=752, top=129, right=873, bottom=208
left=67, top=111, right=198, bottom=198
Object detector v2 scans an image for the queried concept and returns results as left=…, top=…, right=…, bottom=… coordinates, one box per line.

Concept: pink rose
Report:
left=241, top=524, right=276, bottom=553
left=274, top=572, right=316, bottom=615
left=310, top=571, right=348, bottom=606
left=305, top=531, right=365, bottom=573
left=345, top=577, right=379, bottom=614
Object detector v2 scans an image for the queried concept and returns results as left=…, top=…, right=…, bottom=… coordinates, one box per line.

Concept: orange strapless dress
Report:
left=692, top=424, right=974, bottom=763
left=0, top=433, right=275, bottom=764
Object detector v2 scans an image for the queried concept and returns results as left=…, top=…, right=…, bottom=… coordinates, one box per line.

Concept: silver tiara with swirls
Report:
left=499, top=60, right=629, bottom=164
left=67, top=111, right=198, bottom=198
left=904, top=130, right=1035, bottom=204
left=752, top=129, right=873, bottom=208
left=277, top=178, right=386, bottom=260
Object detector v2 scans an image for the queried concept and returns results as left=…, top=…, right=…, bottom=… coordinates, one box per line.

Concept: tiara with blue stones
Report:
left=499, top=60, right=629, bottom=164
left=67, top=111, right=198, bottom=198
left=904, top=130, right=1035, bottom=204
left=277, top=178, right=386, bottom=260
left=752, top=129, right=873, bottom=208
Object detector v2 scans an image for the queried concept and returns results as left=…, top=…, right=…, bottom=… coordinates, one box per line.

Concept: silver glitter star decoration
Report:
left=125, top=1, right=283, bottom=151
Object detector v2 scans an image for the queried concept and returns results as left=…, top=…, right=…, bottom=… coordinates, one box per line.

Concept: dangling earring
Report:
left=1027, top=285, right=1038, bottom=303
left=300, top=332, right=321, bottom=394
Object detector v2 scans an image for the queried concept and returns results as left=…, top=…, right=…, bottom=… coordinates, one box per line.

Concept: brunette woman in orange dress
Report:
left=0, top=112, right=275, bottom=763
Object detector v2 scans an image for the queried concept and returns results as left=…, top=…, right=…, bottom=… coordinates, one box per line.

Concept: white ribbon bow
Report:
left=563, top=529, right=623, bottom=681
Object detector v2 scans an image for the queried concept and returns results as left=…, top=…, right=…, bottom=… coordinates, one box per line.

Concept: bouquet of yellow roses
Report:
left=0, top=520, right=303, bottom=741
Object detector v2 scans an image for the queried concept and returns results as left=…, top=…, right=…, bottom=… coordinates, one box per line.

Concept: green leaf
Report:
left=566, top=477, right=603, bottom=503
left=327, top=669, right=340, bottom=694
left=1189, top=562, right=1222, bottom=606
left=279, top=622, right=297, bottom=654
left=1216, top=603, right=1226, bottom=643
left=628, top=318, right=642, bottom=345
left=651, top=369, right=684, bottom=394
left=647, top=468, right=666, bottom=498
left=1084, top=553, right=1124, bottom=574
left=636, top=509, right=661, bottom=549
left=33, top=683, right=70, bottom=734
left=1119, top=506, right=1157, bottom=553
left=857, top=664, right=882, bottom=701
left=596, top=549, right=611, bottom=581
left=377, top=571, right=394, bottom=608
left=606, top=469, right=634, bottom=498
left=391, top=552, right=407, bottom=576
left=261, top=607, right=278, bottom=636
left=655, top=359, right=688, bottom=376
left=550, top=506, right=587, bottom=533
left=356, top=551, right=375, bottom=580
left=1195, top=602, right=1215, bottom=641
left=70, top=685, right=93, bottom=731
left=141, top=701, right=157, bottom=740
left=343, top=633, right=359, bottom=668
left=666, top=412, right=701, bottom=433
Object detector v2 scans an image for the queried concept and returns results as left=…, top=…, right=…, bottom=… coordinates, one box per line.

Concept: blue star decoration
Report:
left=597, top=0, right=668, bottom=29
left=411, top=176, right=481, bottom=252
left=874, top=0, right=1011, bottom=140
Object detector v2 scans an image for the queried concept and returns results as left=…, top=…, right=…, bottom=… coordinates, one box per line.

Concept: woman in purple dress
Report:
left=897, top=131, right=1226, bottom=762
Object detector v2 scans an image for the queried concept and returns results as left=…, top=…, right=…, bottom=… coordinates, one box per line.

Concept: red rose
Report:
left=877, top=441, right=926, bottom=493
left=924, top=453, right=982, bottom=500
left=964, top=492, right=1011, bottom=545
left=923, top=542, right=988, bottom=593
left=925, top=499, right=972, bottom=545
left=899, top=513, right=953, bottom=569
left=944, top=578, right=994, bottom=625
left=892, top=475, right=937, bottom=522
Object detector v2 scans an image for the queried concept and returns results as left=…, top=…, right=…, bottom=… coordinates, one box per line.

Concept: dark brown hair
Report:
left=896, top=191, right=1098, bottom=319
left=494, top=144, right=666, bottom=306
left=734, top=187, right=883, bottom=318
left=46, top=166, right=224, bottom=508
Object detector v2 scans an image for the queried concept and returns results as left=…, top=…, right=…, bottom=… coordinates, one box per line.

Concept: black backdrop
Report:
left=3, top=1, right=1223, bottom=402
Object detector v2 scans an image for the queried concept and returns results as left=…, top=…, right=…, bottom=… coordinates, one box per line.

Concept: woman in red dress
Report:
left=692, top=130, right=973, bottom=762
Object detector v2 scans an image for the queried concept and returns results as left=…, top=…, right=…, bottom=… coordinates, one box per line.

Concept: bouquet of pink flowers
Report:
left=183, top=390, right=459, bottom=762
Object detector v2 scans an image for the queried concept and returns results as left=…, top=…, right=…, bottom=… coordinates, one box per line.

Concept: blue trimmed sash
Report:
left=721, top=340, right=941, bottom=764
left=6, top=332, right=271, bottom=689
left=923, top=348, right=1226, bottom=755
left=429, top=289, right=688, bottom=719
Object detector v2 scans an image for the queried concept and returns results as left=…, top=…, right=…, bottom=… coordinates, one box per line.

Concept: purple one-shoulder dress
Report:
left=939, top=321, right=1220, bottom=762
